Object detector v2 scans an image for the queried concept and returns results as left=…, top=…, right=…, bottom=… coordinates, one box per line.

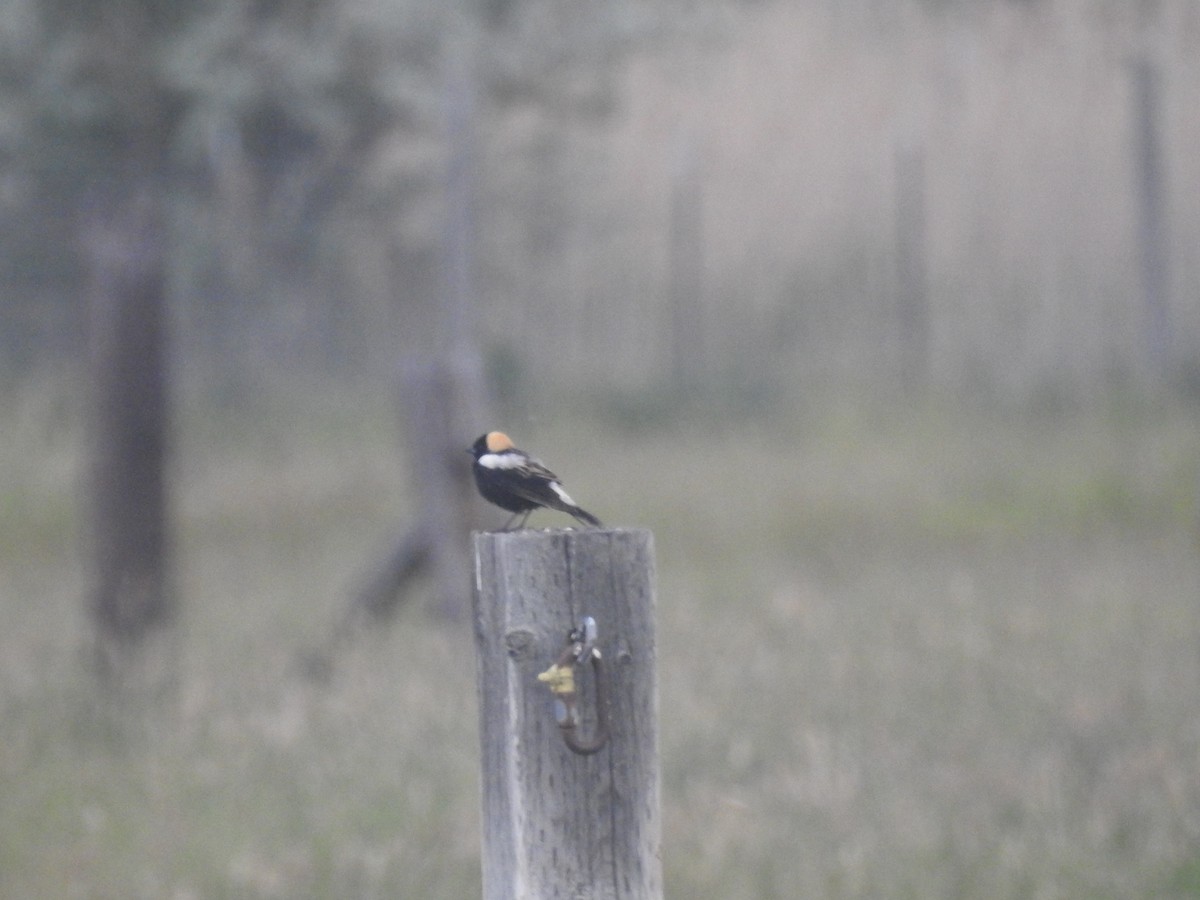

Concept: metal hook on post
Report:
left=537, top=616, right=610, bottom=756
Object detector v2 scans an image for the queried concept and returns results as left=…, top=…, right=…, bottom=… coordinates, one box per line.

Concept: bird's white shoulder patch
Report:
left=478, top=452, right=525, bottom=470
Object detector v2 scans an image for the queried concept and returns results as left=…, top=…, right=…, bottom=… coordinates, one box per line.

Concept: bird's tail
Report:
left=568, top=505, right=603, bottom=528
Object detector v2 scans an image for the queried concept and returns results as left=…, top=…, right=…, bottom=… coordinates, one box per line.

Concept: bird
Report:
left=468, top=431, right=603, bottom=531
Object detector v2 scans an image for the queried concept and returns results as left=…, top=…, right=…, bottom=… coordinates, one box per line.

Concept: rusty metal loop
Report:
left=537, top=617, right=610, bottom=756
left=560, top=649, right=609, bottom=755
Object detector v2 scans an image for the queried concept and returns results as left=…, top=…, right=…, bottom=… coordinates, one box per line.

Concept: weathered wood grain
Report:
left=473, top=528, right=660, bottom=900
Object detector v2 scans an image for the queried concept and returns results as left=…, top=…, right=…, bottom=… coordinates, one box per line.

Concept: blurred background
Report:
left=2, top=0, right=1199, bottom=897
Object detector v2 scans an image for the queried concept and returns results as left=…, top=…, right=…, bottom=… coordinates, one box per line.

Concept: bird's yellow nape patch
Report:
left=485, top=431, right=515, bottom=452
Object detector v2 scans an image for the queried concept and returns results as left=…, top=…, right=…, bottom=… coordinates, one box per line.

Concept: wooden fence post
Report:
left=893, top=139, right=929, bottom=394
left=1129, top=52, right=1172, bottom=381
left=472, top=528, right=661, bottom=900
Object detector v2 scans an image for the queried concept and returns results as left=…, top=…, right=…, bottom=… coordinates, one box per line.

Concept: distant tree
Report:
left=64, top=1, right=189, bottom=669
left=9, top=0, right=449, bottom=668
left=86, top=189, right=174, bottom=667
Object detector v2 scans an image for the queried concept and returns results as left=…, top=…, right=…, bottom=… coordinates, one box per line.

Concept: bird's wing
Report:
left=515, top=457, right=560, bottom=483
left=494, top=460, right=575, bottom=508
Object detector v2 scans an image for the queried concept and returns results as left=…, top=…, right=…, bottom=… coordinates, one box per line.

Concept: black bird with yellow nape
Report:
left=468, top=431, right=603, bottom=531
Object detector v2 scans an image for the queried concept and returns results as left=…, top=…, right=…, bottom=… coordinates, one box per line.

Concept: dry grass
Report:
left=2, top=378, right=1200, bottom=898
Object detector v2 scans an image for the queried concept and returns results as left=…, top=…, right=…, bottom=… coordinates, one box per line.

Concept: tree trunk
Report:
left=85, top=187, right=173, bottom=671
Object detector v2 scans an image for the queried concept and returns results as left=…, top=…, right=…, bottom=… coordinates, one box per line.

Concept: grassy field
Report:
left=2, top=377, right=1199, bottom=899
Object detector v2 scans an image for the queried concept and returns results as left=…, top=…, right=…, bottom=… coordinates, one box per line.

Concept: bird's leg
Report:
left=501, top=511, right=521, bottom=531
